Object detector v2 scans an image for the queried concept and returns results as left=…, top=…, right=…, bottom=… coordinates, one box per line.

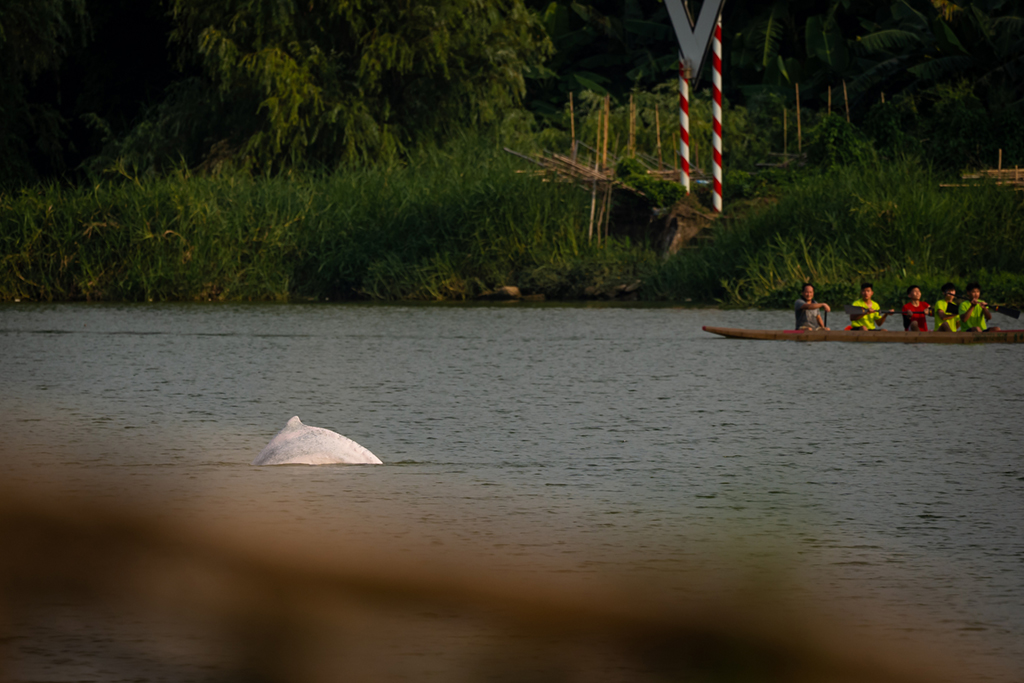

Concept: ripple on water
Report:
left=0, top=302, right=1022, bottom=680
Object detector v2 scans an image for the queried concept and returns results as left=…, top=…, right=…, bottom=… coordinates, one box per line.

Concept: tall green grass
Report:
left=0, top=139, right=654, bottom=302
left=5, top=148, right=1024, bottom=306
left=647, top=158, right=1024, bottom=307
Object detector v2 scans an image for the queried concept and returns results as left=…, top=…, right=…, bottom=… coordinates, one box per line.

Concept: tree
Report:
left=0, top=0, right=85, bottom=182
left=523, top=0, right=677, bottom=117
left=153, top=0, right=552, bottom=169
left=852, top=0, right=1024, bottom=108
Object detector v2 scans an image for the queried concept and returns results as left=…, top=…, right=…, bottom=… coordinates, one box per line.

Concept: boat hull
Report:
left=702, top=326, right=1024, bottom=344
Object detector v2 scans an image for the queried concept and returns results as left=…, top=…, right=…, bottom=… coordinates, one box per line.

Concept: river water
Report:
left=1, top=303, right=1022, bottom=681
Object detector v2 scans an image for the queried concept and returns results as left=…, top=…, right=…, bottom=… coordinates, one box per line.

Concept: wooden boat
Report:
left=702, top=326, right=1024, bottom=344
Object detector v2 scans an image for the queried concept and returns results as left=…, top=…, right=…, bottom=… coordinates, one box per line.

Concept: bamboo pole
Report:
left=796, top=83, right=802, bottom=153
left=569, top=92, right=576, bottom=160
left=828, top=86, right=832, bottom=115
left=843, top=80, right=850, bottom=122
left=881, top=92, right=885, bottom=104
left=605, top=186, right=613, bottom=241
left=655, top=106, right=663, bottom=169
left=588, top=104, right=601, bottom=242
left=629, top=92, right=635, bottom=157
left=783, top=108, right=788, bottom=155
left=596, top=184, right=609, bottom=246
left=588, top=178, right=598, bottom=242
left=603, top=95, right=610, bottom=168
left=998, top=149, right=1003, bottom=170
left=599, top=181, right=613, bottom=243
left=597, top=95, right=613, bottom=246
left=597, top=187, right=606, bottom=245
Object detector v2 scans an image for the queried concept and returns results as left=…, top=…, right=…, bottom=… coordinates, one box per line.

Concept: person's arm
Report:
left=816, top=313, right=825, bottom=327
left=850, top=309, right=879, bottom=320
left=982, top=301, right=992, bottom=320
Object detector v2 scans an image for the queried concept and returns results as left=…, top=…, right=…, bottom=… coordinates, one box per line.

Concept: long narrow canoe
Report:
left=703, top=326, right=1024, bottom=344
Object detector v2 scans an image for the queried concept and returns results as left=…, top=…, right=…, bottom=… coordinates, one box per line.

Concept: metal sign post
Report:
left=711, top=18, right=723, bottom=213
left=680, top=59, right=691, bottom=193
left=665, top=0, right=726, bottom=211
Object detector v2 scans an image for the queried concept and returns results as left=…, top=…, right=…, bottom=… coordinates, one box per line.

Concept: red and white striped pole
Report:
left=711, top=19, right=723, bottom=212
left=679, top=57, right=690, bottom=193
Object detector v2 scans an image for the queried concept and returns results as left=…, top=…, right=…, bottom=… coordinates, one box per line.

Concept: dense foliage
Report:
left=0, top=0, right=85, bottom=183
left=156, top=0, right=551, bottom=169
left=3, top=0, right=1024, bottom=179
left=3, top=0, right=1024, bottom=307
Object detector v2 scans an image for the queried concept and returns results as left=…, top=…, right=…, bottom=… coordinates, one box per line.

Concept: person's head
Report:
left=906, top=285, right=921, bottom=302
left=801, top=283, right=814, bottom=301
left=860, top=282, right=873, bottom=300
left=941, top=282, right=957, bottom=300
left=964, top=282, right=981, bottom=300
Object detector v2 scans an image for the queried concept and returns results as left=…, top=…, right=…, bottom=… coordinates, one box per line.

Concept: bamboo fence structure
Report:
left=505, top=143, right=711, bottom=242
left=940, top=150, right=1024, bottom=189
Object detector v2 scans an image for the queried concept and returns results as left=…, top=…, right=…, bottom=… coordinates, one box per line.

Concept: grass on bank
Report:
left=3, top=139, right=1024, bottom=307
left=647, top=158, right=1024, bottom=308
left=0, top=140, right=654, bottom=303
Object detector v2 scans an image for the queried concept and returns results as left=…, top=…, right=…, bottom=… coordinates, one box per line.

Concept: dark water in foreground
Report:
left=1, top=303, right=1022, bottom=681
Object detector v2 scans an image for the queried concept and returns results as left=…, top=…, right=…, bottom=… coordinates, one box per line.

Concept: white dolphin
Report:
left=252, top=416, right=382, bottom=465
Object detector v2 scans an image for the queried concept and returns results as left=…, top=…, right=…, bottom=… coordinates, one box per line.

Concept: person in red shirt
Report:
left=901, top=285, right=931, bottom=331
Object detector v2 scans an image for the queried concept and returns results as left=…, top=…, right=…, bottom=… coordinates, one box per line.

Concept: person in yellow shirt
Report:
left=849, top=282, right=889, bottom=330
left=959, top=282, right=1001, bottom=332
left=934, top=283, right=960, bottom=332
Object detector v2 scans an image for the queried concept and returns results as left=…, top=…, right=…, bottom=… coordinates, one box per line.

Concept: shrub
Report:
left=615, top=157, right=685, bottom=209
left=807, top=115, right=874, bottom=169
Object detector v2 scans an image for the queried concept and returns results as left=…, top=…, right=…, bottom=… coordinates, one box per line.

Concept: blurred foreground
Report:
left=0, top=481, right=968, bottom=683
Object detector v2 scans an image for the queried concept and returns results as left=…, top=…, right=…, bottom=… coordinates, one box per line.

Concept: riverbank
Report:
left=0, top=140, right=656, bottom=303
left=3, top=142, right=1023, bottom=307
left=647, top=158, right=1024, bottom=308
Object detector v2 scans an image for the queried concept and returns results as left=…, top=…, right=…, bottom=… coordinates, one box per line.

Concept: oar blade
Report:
left=994, top=305, right=1021, bottom=319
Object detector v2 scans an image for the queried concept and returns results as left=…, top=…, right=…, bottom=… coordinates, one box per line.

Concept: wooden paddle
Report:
left=843, top=305, right=898, bottom=316
left=953, top=297, right=1021, bottom=319
left=845, top=304, right=957, bottom=330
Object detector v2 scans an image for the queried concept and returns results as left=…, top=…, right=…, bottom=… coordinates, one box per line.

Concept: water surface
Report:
left=1, top=303, right=1021, bottom=680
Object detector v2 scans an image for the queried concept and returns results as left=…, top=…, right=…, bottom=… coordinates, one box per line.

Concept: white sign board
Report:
left=664, top=0, right=726, bottom=83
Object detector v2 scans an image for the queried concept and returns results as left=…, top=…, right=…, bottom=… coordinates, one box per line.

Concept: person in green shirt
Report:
left=934, top=283, right=961, bottom=332
left=849, top=282, right=889, bottom=330
left=959, top=282, right=1001, bottom=332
